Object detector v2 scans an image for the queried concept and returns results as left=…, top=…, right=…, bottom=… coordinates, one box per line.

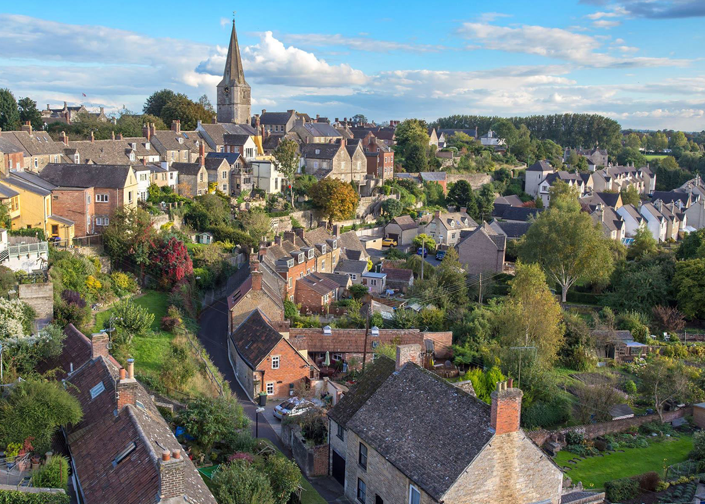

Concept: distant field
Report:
left=645, top=154, right=668, bottom=160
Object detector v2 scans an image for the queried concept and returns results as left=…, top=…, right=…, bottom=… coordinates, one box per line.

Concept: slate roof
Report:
left=388, top=215, right=417, bottom=231
left=527, top=159, right=553, bottom=172
left=316, top=272, right=351, bottom=288
left=328, top=356, right=396, bottom=428
left=171, top=162, right=204, bottom=176
left=298, top=273, right=339, bottom=295
left=459, top=222, right=506, bottom=251
left=206, top=152, right=241, bottom=165
left=204, top=157, right=229, bottom=171
left=561, top=490, right=606, bottom=504
left=595, top=192, right=621, bottom=208
left=0, top=137, right=23, bottom=154
left=490, top=219, right=532, bottom=239
left=301, top=143, right=342, bottom=160
left=0, top=183, right=19, bottom=198
left=223, top=133, right=250, bottom=146
left=260, top=112, right=294, bottom=125
left=652, top=191, right=690, bottom=205
left=302, top=122, right=341, bottom=138
left=346, top=363, right=493, bottom=501
left=335, top=259, right=368, bottom=276
left=4, top=176, right=52, bottom=196
left=38, top=163, right=132, bottom=188
left=229, top=309, right=283, bottom=369
left=499, top=206, right=543, bottom=222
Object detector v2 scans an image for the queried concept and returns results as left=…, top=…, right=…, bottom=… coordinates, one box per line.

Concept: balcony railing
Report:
left=6, top=242, right=49, bottom=259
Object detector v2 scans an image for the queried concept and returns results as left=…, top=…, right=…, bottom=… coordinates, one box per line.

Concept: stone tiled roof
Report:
left=289, top=327, right=450, bottom=355
left=338, top=231, right=369, bottom=260
left=498, top=206, right=543, bottom=222
left=150, top=130, right=209, bottom=154
left=380, top=266, right=413, bottom=282
left=435, top=211, right=478, bottom=231
left=561, top=490, right=606, bottom=504
left=328, top=356, right=396, bottom=428
left=260, top=111, right=294, bottom=125
left=459, top=222, right=506, bottom=251
left=0, top=137, right=23, bottom=154
left=298, top=273, right=339, bottom=295
left=2, top=131, right=64, bottom=156
left=335, top=259, right=367, bottom=275
left=200, top=123, right=255, bottom=145
left=527, top=159, right=553, bottom=172
left=301, top=143, right=342, bottom=160
left=302, top=122, right=341, bottom=138
left=67, top=137, right=157, bottom=165
left=229, top=309, right=283, bottom=369
left=171, top=162, right=204, bottom=176
left=388, top=215, right=417, bottom=231
left=346, top=363, right=493, bottom=501
left=38, top=164, right=132, bottom=188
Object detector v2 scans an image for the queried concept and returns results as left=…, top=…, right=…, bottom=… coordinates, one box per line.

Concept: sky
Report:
left=1, top=0, right=704, bottom=131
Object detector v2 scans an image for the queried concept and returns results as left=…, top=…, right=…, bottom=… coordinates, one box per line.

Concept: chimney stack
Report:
left=251, top=260, right=262, bottom=291
left=142, top=157, right=147, bottom=166
left=58, top=131, right=68, bottom=146
left=395, top=344, right=421, bottom=371
left=460, top=207, right=467, bottom=214
left=117, top=358, right=138, bottom=410
left=212, top=115, right=217, bottom=124
left=159, top=449, right=185, bottom=500
left=332, top=224, right=340, bottom=237
left=21, top=122, right=32, bottom=135
left=111, top=131, right=115, bottom=141
left=90, top=131, right=94, bottom=143
left=143, top=123, right=151, bottom=141
left=117, top=132, right=123, bottom=140
left=91, top=333, right=110, bottom=359
left=490, top=380, right=523, bottom=435
left=171, top=120, right=181, bottom=134
left=198, top=142, right=205, bottom=167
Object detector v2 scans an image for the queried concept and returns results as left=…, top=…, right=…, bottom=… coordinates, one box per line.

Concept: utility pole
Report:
left=511, top=328, right=535, bottom=389
left=361, top=302, right=371, bottom=373
left=478, top=273, right=483, bottom=305
left=420, top=236, right=425, bottom=281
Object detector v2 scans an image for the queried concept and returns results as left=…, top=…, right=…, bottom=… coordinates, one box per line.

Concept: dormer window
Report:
left=315, top=149, right=320, bottom=155
left=332, top=240, right=337, bottom=249
left=131, top=142, right=137, bottom=150
left=178, top=137, right=184, bottom=144
left=320, top=244, right=326, bottom=254
left=74, top=153, right=80, bottom=163
left=287, top=258, right=294, bottom=268
left=307, top=249, right=314, bottom=259
left=323, top=325, right=332, bottom=335
left=371, top=326, right=379, bottom=337
left=298, top=253, right=304, bottom=264
left=129, top=152, right=135, bottom=162
left=145, top=142, right=150, bottom=150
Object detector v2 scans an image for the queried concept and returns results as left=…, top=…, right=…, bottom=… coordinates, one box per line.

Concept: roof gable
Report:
left=230, top=309, right=284, bottom=368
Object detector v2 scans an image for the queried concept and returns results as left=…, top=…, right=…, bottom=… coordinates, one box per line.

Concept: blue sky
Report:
left=1, top=0, right=704, bottom=130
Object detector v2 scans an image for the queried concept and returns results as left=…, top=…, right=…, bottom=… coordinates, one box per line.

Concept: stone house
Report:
left=456, top=222, right=506, bottom=275
left=37, top=327, right=217, bottom=504
left=251, top=160, right=286, bottom=194
left=303, top=227, right=341, bottom=274
left=333, top=348, right=566, bottom=504
left=335, top=259, right=368, bottom=284
left=2, top=124, right=65, bottom=171
left=422, top=209, right=478, bottom=247
left=262, top=233, right=318, bottom=301
left=380, top=266, right=414, bottom=293
left=345, top=140, right=368, bottom=186
left=148, top=164, right=179, bottom=192
left=525, top=160, right=554, bottom=199
left=41, top=102, right=89, bottom=125
left=203, top=155, right=231, bottom=194
left=228, top=259, right=285, bottom=334
left=0, top=136, right=25, bottom=174
left=385, top=215, right=420, bottom=247
left=259, top=110, right=299, bottom=134
left=590, top=205, right=626, bottom=242
left=295, top=273, right=340, bottom=314
left=171, top=162, right=208, bottom=197
left=419, top=172, right=447, bottom=193
left=538, top=171, right=591, bottom=207
left=228, top=308, right=316, bottom=399
left=361, top=135, right=394, bottom=180
left=37, top=164, right=138, bottom=234
left=148, top=121, right=211, bottom=165
left=616, top=203, right=646, bottom=238
left=197, top=121, right=258, bottom=155
left=207, top=152, right=251, bottom=195
left=640, top=202, right=673, bottom=242
left=301, top=142, right=349, bottom=180
left=294, top=121, right=342, bottom=144
left=223, top=133, right=258, bottom=161
left=62, top=131, right=161, bottom=166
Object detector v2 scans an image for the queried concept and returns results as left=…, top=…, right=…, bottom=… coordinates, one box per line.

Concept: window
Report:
left=350, top=274, right=357, bottom=280
left=337, top=423, right=344, bottom=440
left=222, top=184, right=227, bottom=191
left=199, top=173, right=204, bottom=182
left=375, top=496, right=384, bottom=504
left=222, top=171, right=227, bottom=179
left=357, top=479, right=366, bottom=503
left=90, top=381, right=105, bottom=399
left=271, top=355, right=280, bottom=370
left=112, top=442, right=136, bottom=468
left=275, top=178, right=279, bottom=190
left=408, top=486, right=420, bottom=504
left=358, top=443, right=367, bottom=470
left=287, top=277, right=292, bottom=289
left=332, top=353, right=343, bottom=361
left=96, top=194, right=109, bottom=203
left=321, top=259, right=325, bottom=270
left=34, top=158, right=38, bottom=169
left=266, top=382, right=275, bottom=395
left=128, top=191, right=133, bottom=203
left=314, top=161, right=319, bottom=169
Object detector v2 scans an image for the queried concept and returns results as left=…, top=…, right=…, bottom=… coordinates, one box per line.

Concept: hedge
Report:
left=0, top=490, right=69, bottom=504
left=604, top=476, right=640, bottom=502
left=9, top=228, right=46, bottom=241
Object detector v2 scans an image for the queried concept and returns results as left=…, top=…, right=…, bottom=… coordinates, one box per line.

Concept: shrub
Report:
left=32, top=455, right=70, bottom=490
left=639, top=471, right=661, bottom=492
left=690, top=431, right=705, bottom=461
left=0, top=491, right=70, bottom=504
left=110, top=271, right=138, bottom=296
left=522, top=397, right=572, bottom=429
left=565, top=431, right=584, bottom=446
left=624, top=379, right=637, bottom=395
left=594, top=439, right=608, bottom=452
left=109, top=300, right=155, bottom=341
left=210, top=460, right=275, bottom=504
left=159, top=339, right=196, bottom=391
left=605, top=476, right=640, bottom=503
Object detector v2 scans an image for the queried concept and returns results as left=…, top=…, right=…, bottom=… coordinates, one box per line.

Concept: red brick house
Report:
left=0, top=136, right=25, bottom=174
left=262, top=231, right=317, bottom=300
left=360, top=134, right=394, bottom=180
left=295, top=273, right=339, bottom=314
left=228, top=309, right=317, bottom=399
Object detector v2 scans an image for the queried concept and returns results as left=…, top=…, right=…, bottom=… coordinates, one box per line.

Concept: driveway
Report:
left=197, top=266, right=345, bottom=503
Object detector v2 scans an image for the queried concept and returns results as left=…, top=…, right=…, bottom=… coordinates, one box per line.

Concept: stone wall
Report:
left=527, top=406, right=692, bottom=447
left=447, top=173, right=493, bottom=189
left=290, top=426, right=329, bottom=477
left=19, top=282, right=54, bottom=329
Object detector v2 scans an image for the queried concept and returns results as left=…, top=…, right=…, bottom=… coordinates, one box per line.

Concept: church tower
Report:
left=217, top=19, right=251, bottom=124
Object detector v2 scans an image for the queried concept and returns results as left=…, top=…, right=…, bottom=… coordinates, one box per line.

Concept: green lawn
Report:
left=299, top=476, right=328, bottom=504
left=645, top=154, right=668, bottom=160
left=555, top=435, right=693, bottom=489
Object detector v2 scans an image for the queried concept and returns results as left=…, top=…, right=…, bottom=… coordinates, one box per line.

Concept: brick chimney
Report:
left=117, top=358, right=138, bottom=410
left=91, top=333, right=110, bottom=359
left=171, top=120, right=181, bottom=134
left=198, top=142, right=205, bottom=167
left=490, top=380, right=523, bottom=435
left=159, top=449, right=185, bottom=500
left=251, top=260, right=262, bottom=291
left=58, top=131, right=68, bottom=146
left=434, top=210, right=442, bottom=218
left=142, top=157, right=147, bottom=166
left=21, top=122, right=32, bottom=135
left=460, top=207, right=467, bottom=214
left=395, top=344, right=421, bottom=371
left=143, top=123, right=151, bottom=141
left=117, top=132, right=123, bottom=140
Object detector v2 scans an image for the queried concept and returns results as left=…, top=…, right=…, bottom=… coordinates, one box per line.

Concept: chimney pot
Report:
left=119, top=368, right=126, bottom=380
left=127, top=358, right=135, bottom=379
left=172, top=450, right=181, bottom=459
left=90, top=131, right=94, bottom=143
left=162, top=450, right=171, bottom=462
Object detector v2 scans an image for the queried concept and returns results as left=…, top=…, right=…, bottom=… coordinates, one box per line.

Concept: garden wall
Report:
left=19, top=282, right=53, bottom=329
left=285, top=425, right=329, bottom=477
left=528, top=407, right=692, bottom=447
left=446, top=173, right=493, bottom=189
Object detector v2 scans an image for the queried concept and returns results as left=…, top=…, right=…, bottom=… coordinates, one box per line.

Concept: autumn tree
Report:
left=519, top=187, right=613, bottom=302
left=639, top=357, right=698, bottom=422
left=151, top=237, right=194, bottom=290
left=495, top=262, right=565, bottom=376
left=272, top=139, right=300, bottom=209
left=310, top=178, right=359, bottom=225
left=240, top=209, right=272, bottom=241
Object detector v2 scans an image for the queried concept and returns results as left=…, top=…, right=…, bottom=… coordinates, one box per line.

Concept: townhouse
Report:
left=148, top=121, right=211, bottom=165
left=422, top=209, right=478, bottom=247
left=1, top=123, right=65, bottom=170
left=301, top=140, right=367, bottom=184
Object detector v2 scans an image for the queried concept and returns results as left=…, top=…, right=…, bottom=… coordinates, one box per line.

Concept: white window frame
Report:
left=271, top=355, right=280, bottom=370
left=96, top=194, right=109, bottom=203
left=408, top=485, right=420, bottom=504
left=266, top=382, right=275, bottom=395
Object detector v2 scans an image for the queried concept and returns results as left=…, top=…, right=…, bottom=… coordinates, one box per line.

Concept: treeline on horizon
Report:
left=432, top=113, right=623, bottom=153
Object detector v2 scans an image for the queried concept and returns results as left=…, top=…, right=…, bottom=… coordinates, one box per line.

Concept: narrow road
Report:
left=196, top=266, right=345, bottom=503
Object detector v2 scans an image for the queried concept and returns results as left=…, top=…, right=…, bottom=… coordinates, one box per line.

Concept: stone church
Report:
left=217, top=20, right=251, bottom=124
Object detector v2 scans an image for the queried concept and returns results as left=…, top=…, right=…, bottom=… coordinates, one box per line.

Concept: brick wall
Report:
left=18, top=282, right=53, bottom=328
left=294, top=282, right=333, bottom=312
left=51, top=187, right=94, bottom=237
left=527, top=407, right=693, bottom=446
left=457, top=230, right=505, bottom=275
left=256, top=338, right=309, bottom=399
left=290, top=426, right=329, bottom=477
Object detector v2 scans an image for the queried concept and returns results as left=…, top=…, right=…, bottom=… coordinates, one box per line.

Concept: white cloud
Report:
left=593, top=20, right=622, bottom=28
left=281, top=33, right=449, bottom=53
left=457, top=21, right=690, bottom=68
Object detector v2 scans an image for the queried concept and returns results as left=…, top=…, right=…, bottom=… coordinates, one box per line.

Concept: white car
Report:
left=273, top=398, right=323, bottom=420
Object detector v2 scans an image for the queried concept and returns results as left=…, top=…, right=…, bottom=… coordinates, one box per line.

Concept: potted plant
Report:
left=5, top=443, right=21, bottom=468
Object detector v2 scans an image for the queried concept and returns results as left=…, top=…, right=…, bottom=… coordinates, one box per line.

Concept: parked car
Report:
left=416, top=247, right=428, bottom=257
left=382, top=237, right=397, bottom=247
left=435, top=250, right=446, bottom=261
left=273, top=398, right=323, bottom=420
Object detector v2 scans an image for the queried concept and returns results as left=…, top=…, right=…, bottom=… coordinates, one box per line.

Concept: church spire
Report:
left=223, top=19, right=246, bottom=86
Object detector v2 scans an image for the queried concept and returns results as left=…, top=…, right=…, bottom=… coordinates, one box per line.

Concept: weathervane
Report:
left=233, top=11, right=236, bottom=23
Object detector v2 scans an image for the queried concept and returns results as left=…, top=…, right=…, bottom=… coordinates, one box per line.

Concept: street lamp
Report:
left=255, top=407, right=265, bottom=438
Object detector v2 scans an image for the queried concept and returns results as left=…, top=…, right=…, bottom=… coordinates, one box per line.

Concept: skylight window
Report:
left=90, top=381, right=105, bottom=400
left=112, top=442, right=136, bottom=467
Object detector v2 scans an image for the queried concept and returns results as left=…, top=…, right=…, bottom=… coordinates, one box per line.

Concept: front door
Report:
left=332, top=450, right=345, bottom=486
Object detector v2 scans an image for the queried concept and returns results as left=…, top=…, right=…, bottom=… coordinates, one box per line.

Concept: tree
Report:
left=412, top=234, right=436, bottom=253
left=639, top=357, right=696, bottom=422
left=160, top=93, right=213, bottom=130
left=677, top=229, right=705, bottom=260
left=447, top=180, right=477, bottom=216
left=17, top=97, right=43, bottom=131
left=576, top=156, right=589, bottom=173
left=548, top=180, right=580, bottom=212
left=197, top=94, right=214, bottom=113
left=519, top=201, right=613, bottom=303
left=620, top=185, right=641, bottom=207
left=490, top=119, right=517, bottom=146
left=310, top=179, right=359, bottom=225
left=404, top=142, right=428, bottom=173
left=257, top=455, right=301, bottom=504
left=424, top=182, right=445, bottom=207
left=272, top=139, right=300, bottom=209
left=143, top=89, right=177, bottom=117
left=351, top=114, right=367, bottom=125
left=349, top=283, right=369, bottom=301
left=211, top=460, right=275, bottom=504
left=605, top=255, right=674, bottom=312
left=0, top=88, right=20, bottom=132
left=670, top=131, right=688, bottom=150
left=151, top=237, right=194, bottom=290
left=625, top=132, right=642, bottom=150
left=0, top=379, right=83, bottom=453
left=241, top=210, right=272, bottom=241
left=575, top=384, right=624, bottom=423
left=108, top=300, right=155, bottom=345
left=381, top=198, right=403, bottom=218
left=103, top=207, right=156, bottom=281
left=476, top=185, right=495, bottom=222
left=628, top=227, right=657, bottom=259
left=178, top=396, right=248, bottom=455
left=495, top=262, right=564, bottom=372
left=674, top=259, right=705, bottom=319
left=651, top=305, right=685, bottom=334
left=395, top=119, right=429, bottom=172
